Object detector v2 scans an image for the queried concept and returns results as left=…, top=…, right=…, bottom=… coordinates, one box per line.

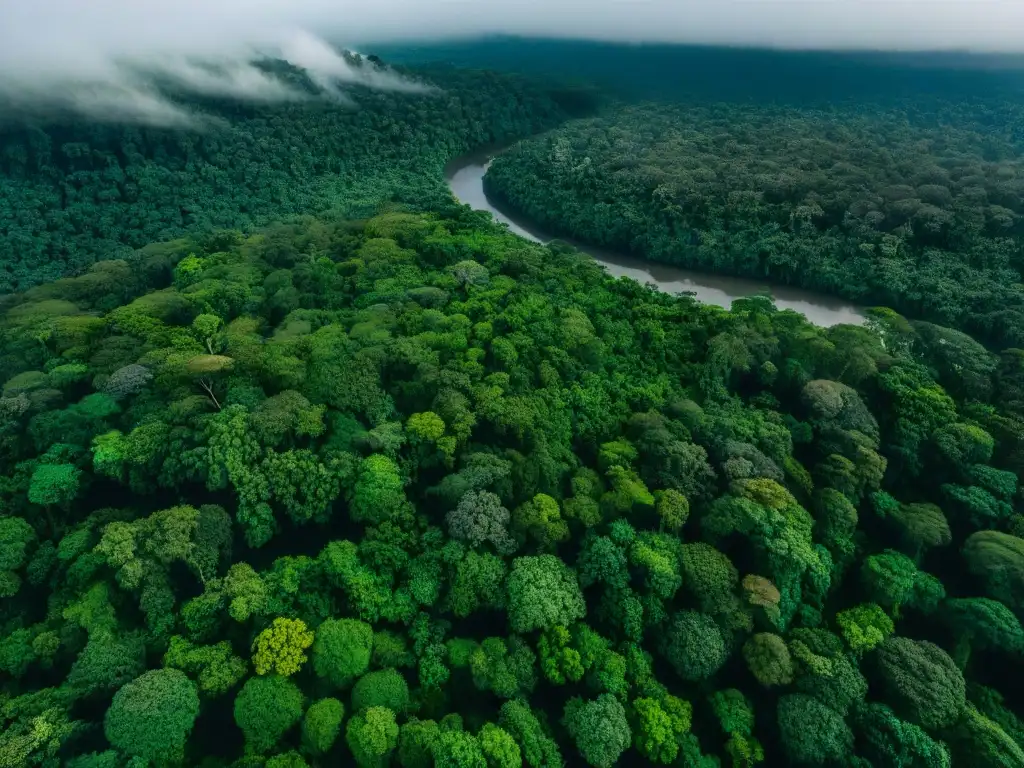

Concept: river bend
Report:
left=446, top=151, right=865, bottom=327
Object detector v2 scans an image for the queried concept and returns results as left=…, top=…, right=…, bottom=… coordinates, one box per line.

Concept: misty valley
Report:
left=2, top=36, right=1024, bottom=768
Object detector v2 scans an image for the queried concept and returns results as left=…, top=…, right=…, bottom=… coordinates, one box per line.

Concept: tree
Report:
left=267, top=752, right=310, bottom=768
left=851, top=701, right=951, bottom=768
left=27, top=463, right=81, bottom=506
left=562, top=694, right=631, bottom=768
left=68, top=633, right=147, bottom=697
left=743, top=633, right=793, bottom=686
left=399, top=718, right=442, bottom=768
left=538, top=625, right=585, bottom=686
left=861, top=551, right=941, bottom=613
left=102, top=364, right=153, bottom=399
left=789, top=629, right=867, bottom=716
left=302, top=698, right=344, bottom=756
left=963, top=531, right=1024, bottom=614
left=576, top=534, right=629, bottom=590
left=449, top=549, right=507, bottom=618
left=313, top=618, right=373, bottom=687
left=709, top=689, right=764, bottom=768
left=0, top=517, right=35, bottom=597
left=498, top=699, right=563, bottom=768
left=661, top=611, right=728, bottom=682
left=350, top=454, right=408, bottom=526
left=512, top=493, right=570, bottom=550
left=347, top=706, right=400, bottom=768
left=470, top=636, right=537, bottom=699
left=947, top=705, right=1024, bottom=768
left=874, top=497, right=951, bottom=560
left=943, top=597, right=1024, bottom=669
left=234, top=675, right=305, bottom=754
left=654, top=488, right=690, bottom=531
left=632, top=696, right=691, bottom=764
left=836, top=603, right=894, bottom=655
left=506, top=555, right=585, bottom=633
left=777, top=694, right=853, bottom=765
left=252, top=617, right=314, bottom=677
left=352, top=668, right=411, bottom=714
left=680, top=542, right=739, bottom=615
left=479, top=723, right=522, bottom=768
left=875, top=637, right=966, bottom=730
left=447, top=490, right=516, bottom=555
left=432, top=727, right=486, bottom=768
left=741, top=574, right=782, bottom=630
left=104, top=669, right=199, bottom=763
left=933, top=422, right=995, bottom=467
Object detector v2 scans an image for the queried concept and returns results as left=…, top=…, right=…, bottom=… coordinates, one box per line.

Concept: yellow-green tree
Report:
left=252, top=618, right=314, bottom=677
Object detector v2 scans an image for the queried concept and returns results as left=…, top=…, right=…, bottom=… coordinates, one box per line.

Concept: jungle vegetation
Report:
left=1, top=43, right=1024, bottom=768
left=0, top=62, right=573, bottom=294
left=485, top=101, right=1024, bottom=347
left=2, top=200, right=1024, bottom=767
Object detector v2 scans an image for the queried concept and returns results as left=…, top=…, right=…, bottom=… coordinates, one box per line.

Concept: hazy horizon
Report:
left=5, top=0, right=1024, bottom=124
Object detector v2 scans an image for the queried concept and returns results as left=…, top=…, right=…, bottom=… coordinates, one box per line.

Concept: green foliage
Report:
left=944, top=597, right=1024, bottom=668
left=562, top=694, right=631, bottom=768
left=506, top=555, right=585, bottom=633
left=947, top=705, right=1024, bottom=768
left=777, top=694, right=853, bottom=765
left=69, top=633, right=146, bottom=697
left=27, top=463, right=80, bottom=506
left=875, top=637, right=966, bottom=730
left=661, top=611, right=728, bottom=682
left=470, top=636, right=537, bottom=699
left=789, top=629, right=868, bottom=716
left=432, top=728, right=486, bottom=768
left=399, top=718, right=442, bottom=768
left=851, top=701, right=951, bottom=768
left=352, top=668, right=411, bottom=714
left=347, top=706, right=400, bottom=768
left=836, top=603, right=894, bottom=655
left=654, top=488, right=690, bottom=531
left=447, top=490, right=516, bottom=555
left=479, top=723, right=522, bottom=768
left=3, top=80, right=1024, bottom=767
left=351, top=455, right=408, bottom=526
left=302, top=698, right=344, bottom=756
left=312, top=618, right=373, bottom=687
left=743, top=633, right=794, bottom=687
left=486, top=101, right=1024, bottom=348
left=632, top=696, right=692, bottom=764
left=252, top=617, right=314, bottom=677
left=498, top=699, right=563, bottom=768
left=234, top=675, right=305, bottom=754
left=104, top=669, right=200, bottom=763
left=963, top=531, right=1024, bottom=614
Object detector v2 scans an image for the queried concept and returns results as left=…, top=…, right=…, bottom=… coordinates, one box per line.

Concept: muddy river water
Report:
left=446, top=152, right=864, bottom=327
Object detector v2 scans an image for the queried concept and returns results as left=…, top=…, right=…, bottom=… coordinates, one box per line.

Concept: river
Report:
left=446, top=151, right=865, bottom=327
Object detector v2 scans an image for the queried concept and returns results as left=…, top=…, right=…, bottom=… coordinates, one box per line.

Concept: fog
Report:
left=3, top=0, right=1024, bottom=125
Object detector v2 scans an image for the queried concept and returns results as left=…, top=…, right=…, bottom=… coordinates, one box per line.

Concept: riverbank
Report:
left=446, top=150, right=865, bottom=327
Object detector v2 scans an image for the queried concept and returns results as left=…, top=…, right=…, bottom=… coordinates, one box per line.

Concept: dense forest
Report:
left=0, top=61, right=575, bottom=294
left=3, top=40, right=1024, bottom=768
left=3, top=201, right=1024, bottom=767
left=485, top=102, right=1024, bottom=347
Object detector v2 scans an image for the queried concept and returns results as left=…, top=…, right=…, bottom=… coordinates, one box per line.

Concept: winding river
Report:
left=446, top=151, right=864, bottom=327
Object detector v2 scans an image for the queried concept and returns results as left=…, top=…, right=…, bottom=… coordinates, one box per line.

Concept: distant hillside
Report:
left=373, top=36, right=1024, bottom=108
left=0, top=65, right=572, bottom=293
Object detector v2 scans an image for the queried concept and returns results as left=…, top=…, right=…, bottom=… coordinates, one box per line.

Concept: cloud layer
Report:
left=0, top=2, right=428, bottom=125
left=3, top=0, right=1024, bottom=125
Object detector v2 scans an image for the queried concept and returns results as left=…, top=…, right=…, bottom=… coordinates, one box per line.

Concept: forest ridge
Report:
left=0, top=46, right=1024, bottom=768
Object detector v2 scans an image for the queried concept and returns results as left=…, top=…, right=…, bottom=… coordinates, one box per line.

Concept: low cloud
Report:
left=2, top=0, right=1023, bottom=125
left=0, top=2, right=429, bottom=126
